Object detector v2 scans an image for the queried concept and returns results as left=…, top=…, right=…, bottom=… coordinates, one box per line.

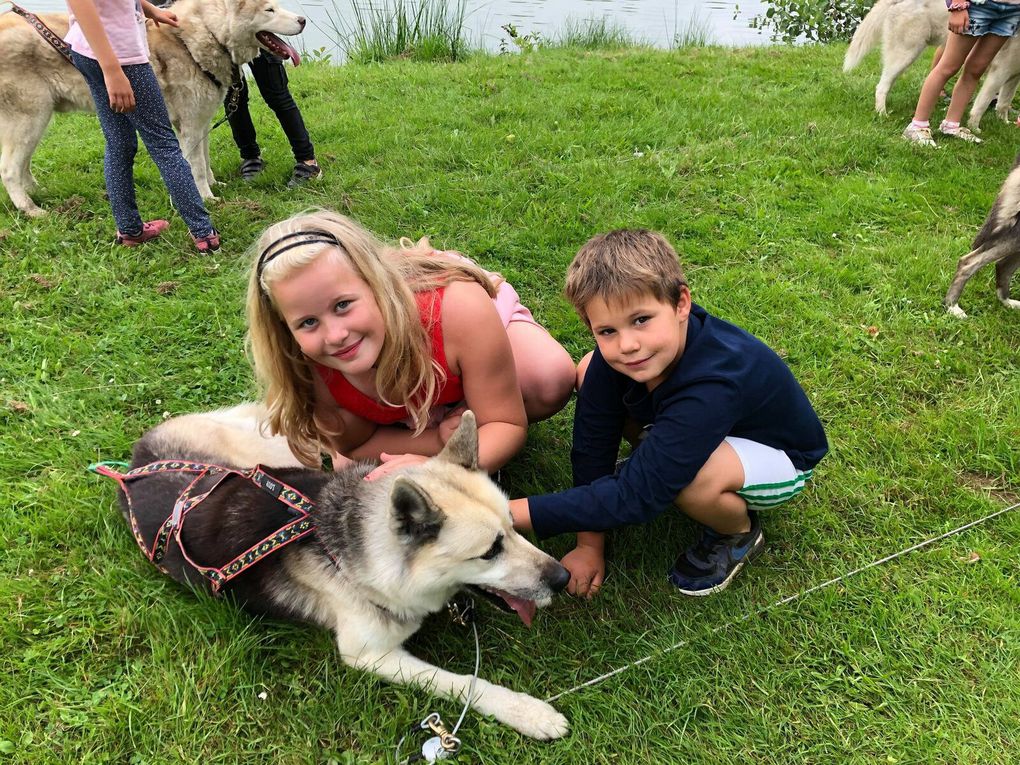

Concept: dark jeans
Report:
left=71, top=51, right=214, bottom=237
left=227, top=51, right=315, bottom=163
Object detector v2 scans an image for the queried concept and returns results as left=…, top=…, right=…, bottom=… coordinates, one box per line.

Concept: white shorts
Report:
left=725, top=436, right=813, bottom=510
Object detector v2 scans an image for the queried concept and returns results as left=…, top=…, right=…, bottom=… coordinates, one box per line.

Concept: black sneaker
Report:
left=667, top=512, right=764, bottom=596
left=239, top=156, right=265, bottom=181
left=288, top=161, right=322, bottom=188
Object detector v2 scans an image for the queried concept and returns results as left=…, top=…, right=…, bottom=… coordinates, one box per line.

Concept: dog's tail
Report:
left=844, top=0, right=889, bottom=72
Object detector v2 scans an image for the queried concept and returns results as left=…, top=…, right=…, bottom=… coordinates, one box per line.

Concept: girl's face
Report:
left=271, top=249, right=386, bottom=380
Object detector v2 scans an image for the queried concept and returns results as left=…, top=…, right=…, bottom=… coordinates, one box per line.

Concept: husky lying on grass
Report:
left=110, top=404, right=570, bottom=740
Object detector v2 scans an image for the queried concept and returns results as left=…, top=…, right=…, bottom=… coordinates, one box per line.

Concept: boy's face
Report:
left=585, top=287, right=691, bottom=390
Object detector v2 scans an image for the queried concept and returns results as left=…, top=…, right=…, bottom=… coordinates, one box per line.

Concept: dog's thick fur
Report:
left=944, top=153, right=1020, bottom=317
left=119, top=405, right=571, bottom=740
left=843, top=0, right=1020, bottom=127
left=0, top=0, right=304, bottom=217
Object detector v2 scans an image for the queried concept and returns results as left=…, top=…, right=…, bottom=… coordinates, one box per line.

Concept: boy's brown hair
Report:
left=564, top=229, right=687, bottom=324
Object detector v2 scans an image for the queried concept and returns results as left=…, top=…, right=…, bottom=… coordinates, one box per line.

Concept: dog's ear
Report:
left=437, top=410, right=479, bottom=471
left=391, top=477, right=445, bottom=545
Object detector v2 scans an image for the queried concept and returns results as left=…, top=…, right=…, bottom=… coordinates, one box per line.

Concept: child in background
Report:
left=510, top=230, right=828, bottom=598
left=64, top=0, right=220, bottom=251
left=902, top=0, right=1020, bottom=147
left=246, top=209, right=575, bottom=472
left=227, top=50, right=322, bottom=188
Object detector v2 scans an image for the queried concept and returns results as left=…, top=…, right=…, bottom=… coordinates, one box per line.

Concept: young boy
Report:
left=510, top=229, right=828, bottom=597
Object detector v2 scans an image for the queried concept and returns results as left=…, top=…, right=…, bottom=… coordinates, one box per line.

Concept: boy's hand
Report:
left=561, top=543, right=606, bottom=599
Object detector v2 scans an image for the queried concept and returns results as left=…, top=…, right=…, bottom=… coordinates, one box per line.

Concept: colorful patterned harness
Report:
left=7, top=2, right=72, bottom=63
left=92, top=460, right=324, bottom=594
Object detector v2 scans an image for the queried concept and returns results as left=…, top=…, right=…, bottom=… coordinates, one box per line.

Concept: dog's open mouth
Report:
left=472, top=586, right=537, bottom=627
left=256, top=32, right=301, bottom=66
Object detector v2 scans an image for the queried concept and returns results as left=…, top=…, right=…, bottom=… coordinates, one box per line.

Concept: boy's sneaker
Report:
left=288, top=160, right=322, bottom=188
left=668, top=512, right=764, bottom=596
left=116, top=219, right=169, bottom=247
left=191, top=229, right=221, bottom=253
left=939, top=121, right=982, bottom=143
left=902, top=122, right=937, bottom=148
left=239, top=156, right=265, bottom=180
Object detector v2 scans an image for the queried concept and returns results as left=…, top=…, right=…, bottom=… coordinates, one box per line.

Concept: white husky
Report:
left=111, top=406, right=571, bottom=740
left=0, top=0, right=304, bottom=216
left=843, top=0, right=1020, bottom=127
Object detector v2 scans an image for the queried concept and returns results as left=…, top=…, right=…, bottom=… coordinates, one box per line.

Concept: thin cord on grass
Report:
left=546, top=500, right=1020, bottom=703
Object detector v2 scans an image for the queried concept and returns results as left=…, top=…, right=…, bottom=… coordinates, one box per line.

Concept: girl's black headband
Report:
left=256, top=229, right=343, bottom=285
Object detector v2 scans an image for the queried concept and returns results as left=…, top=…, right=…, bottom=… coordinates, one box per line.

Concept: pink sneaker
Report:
left=191, top=229, right=221, bottom=253
left=116, top=219, right=169, bottom=247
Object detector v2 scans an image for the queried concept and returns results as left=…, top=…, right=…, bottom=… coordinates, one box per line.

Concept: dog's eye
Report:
left=479, top=536, right=503, bottom=560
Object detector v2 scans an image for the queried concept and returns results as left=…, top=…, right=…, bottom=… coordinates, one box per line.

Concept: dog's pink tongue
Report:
left=256, top=32, right=301, bottom=66
left=501, top=593, right=536, bottom=628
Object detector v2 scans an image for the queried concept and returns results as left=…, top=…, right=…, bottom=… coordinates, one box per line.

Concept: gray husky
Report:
left=113, top=404, right=570, bottom=740
left=944, top=155, right=1020, bottom=318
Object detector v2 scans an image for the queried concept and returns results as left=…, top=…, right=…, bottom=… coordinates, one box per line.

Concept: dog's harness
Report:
left=91, top=460, right=324, bottom=594
left=7, top=2, right=72, bottom=63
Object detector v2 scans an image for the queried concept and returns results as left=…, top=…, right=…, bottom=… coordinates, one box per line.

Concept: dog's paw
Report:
left=485, top=689, right=569, bottom=740
left=946, top=303, right=968, bottom=319
left=1001, top=298, right=1020, bottom=311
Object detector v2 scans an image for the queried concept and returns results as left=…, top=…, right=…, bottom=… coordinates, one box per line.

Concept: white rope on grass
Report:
left=545, top=499, right=1020, bottom=704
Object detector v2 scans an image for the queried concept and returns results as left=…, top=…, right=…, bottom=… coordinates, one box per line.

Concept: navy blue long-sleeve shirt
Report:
left=528, top=304, right=828, bottom=538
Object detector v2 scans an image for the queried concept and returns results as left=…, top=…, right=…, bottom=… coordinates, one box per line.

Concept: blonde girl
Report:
left=247, top=209, right=575, bottom=473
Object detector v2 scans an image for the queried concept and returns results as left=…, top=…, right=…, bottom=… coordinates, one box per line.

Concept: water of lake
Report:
left=25, top=0, right=774, bottom=57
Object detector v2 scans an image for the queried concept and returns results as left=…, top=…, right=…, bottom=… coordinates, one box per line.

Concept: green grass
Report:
left=2, top=42, right=1020, bottom=763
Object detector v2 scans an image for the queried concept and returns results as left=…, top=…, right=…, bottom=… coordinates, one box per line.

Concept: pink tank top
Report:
left=315, top=287, right=465, bottom=425
left=65, top=0, right=150, bottom=65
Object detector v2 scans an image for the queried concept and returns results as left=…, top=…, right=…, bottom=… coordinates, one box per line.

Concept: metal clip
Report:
left=446, top=595, right=475, bottom=627
left=421, top=713, right=461, bottom=756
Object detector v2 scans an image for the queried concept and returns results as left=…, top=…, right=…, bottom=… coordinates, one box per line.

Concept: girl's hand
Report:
left=104, top=68, right=136, bottom=113
left=150, top=9, right=179, bottom=27
left=561, top=544, right=606, bottom=599
left=948, top=9, right=968, bottom=35
left=364, top=452, right=428, bottom=481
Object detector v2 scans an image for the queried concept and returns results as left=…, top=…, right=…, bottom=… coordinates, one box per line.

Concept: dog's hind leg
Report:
left=875, top=34, right=927, bottom=115
left=345, top=642, right=569, bottom=740
left=995, top=249, right=1020, bottom=309
left=945, top=243, right=1011, bottom=318
left=0, top=108, right=53, bottom=217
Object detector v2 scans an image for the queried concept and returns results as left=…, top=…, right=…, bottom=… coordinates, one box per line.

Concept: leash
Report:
left=6, top=1, right=72, bottom=62
left=394, top=596, right=480, bottom=764
left=545, top=498, right=1020, bottom=703
left=89, top=458, right=325, bottom=593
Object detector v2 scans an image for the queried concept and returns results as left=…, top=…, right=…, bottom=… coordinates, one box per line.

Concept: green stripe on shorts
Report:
left=737, top=469, right=812, bottom=510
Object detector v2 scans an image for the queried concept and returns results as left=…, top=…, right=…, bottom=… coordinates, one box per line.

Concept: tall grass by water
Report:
left=323, top=0, right=472, bottom=63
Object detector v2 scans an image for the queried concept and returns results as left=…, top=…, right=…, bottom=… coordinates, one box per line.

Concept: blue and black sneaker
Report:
left=667, top=512, right=764, bottom=596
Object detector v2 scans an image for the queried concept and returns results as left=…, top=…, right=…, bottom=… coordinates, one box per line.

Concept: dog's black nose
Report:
left=549, top=563, right=570, bottom=593
left=297, top=17, right=306, bottom=30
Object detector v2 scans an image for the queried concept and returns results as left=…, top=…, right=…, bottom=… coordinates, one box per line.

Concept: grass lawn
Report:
left=2, top=41, right=1019, bottom=764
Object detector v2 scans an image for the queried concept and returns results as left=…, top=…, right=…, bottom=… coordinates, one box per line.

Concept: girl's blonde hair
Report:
left=246, top=209, right=497, bottom=466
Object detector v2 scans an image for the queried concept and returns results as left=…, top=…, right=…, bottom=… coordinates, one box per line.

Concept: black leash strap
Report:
left=8, top=2, right=73, bottom=63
